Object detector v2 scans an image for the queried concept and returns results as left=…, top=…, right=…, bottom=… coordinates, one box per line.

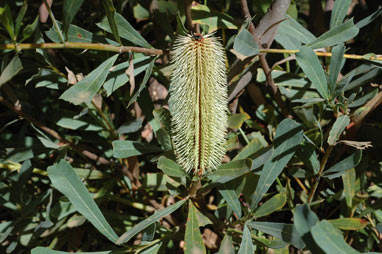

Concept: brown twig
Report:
left=240, top=0, right=292, bottom=118
left=0, top=95, right=112, bottom=165
left=185, top=0, right=194, bottom=33
left=0, top=42, right=165, bottom=55
left=307, top=145, right=334, bottom=203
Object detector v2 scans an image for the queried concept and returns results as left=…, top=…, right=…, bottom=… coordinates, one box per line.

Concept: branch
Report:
left=240, top=0, right=291, bottom=118
left=0, top=43, right=381, bottom=60
left=0, top=96, right=112, bottom=165
left=0, top=42, right=165, bottom=55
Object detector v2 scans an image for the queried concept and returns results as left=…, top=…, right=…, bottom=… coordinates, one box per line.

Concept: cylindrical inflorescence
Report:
left=169, top=33, right=228, bottom=174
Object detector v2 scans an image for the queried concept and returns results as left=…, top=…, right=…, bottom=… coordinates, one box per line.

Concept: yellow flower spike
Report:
left=169, top=33, right=228, bottom=175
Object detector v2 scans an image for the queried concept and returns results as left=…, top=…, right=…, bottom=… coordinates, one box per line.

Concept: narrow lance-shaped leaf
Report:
left=218, top=234, right=235, bottom=254
left=31, top=247, right=113, bottom=254
left=97, top=13, right=151, bottom=48
left=251, top=118, right=303, bottom=208
left=311, top=220, right=360, bottom=254
left=293, top=204, right=324, bottom=253
left=327, top=115, right=350, bottom=146
left=157, top=156, right=188, bottom=178
left=0, top=55, right=23, bottom=87
left=47, top=160, right=118, bottom=243
left=112, top=140, right=162, bottom=158
left=116, top=198, right=187, bottom=244
left=295, top=46, right=329, bottom=100
left=238, top=225, right=254, bottom=254
left=218, top=183, right=242, bottom=218
left=306, top=19, right=359, bottom=49
left=328, top=44, right=345, bottom=96
left=324, top=150, right=362, bottom=179
left=342, top=168, right=356, bottom=208
left=247, top=221, right=306, bottom=249
left=100, top=0, right=121, bottom=44
left=169, top=34, right=228, bottom=174
left=59, top=54, right=118, bottom=105
left=253, top=191, right=287, bottom=218
left=233, top=28, right=259, bottom=57
left=62, top=0, right=84, bottom=39
left=184, top=201, right=206, bottom=254
left=330, top=0, right=352, bottom=29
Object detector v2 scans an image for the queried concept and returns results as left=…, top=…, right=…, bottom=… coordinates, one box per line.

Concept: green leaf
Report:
left=330, top=0, right=352, bottom=29
left=191, top=4, right=238, bottom=32
left=327, top=115, right=350, bottom=146
left=295, top=46, right=329, bottom=100
left=342, top=168, right=356, bottom=208
left=275, top=15, right=316, bottom=49
left=293, top=204, right=324, bottom=253
left=0, top=55, right=23, bottom=87
left=311, top=220, right=360, bottom=254
left=59, top=54, right=118, bottom=105
left=112, top=140, right=162, bottom=158
left=356, top=8, right=382, bottom=29
left=100, top=0, right=121, bottom=44
left=238, top=225, right=254, bottom=254
left=233, top=138, right=264, bottom=161
left=247, top=221, right=305, bottom=249
left=253, top=191, right=287, bottom=218
left=218, top=183, right=242, bottom=218
left=324, top=150, right=362, bottom=179
left=251, top=119, right=303, bottom=208
left=21, top=15, right=39, bottom=42
left=157, top=156, right=188, bottom=178
left=184, top=201, right=206, bottom=254
left=15, top=2, right=28, bottom=37
left=233, top=28, right=259, bottom=57
left=46, top=22, right=117, bottom=45
left=116, top=198, right=187, bottom=244
left=296, top=141, right=320, bottom=174
left=218, top=234, right=235, bottom=254
left=127, top=57, right=156, bottom=107
left=47, top=160, right=118, bottom=243
left=328, top=44, right=345, bottom=96
left=103, top=56, right=151, bottom=96
left=328, top=218, right=368, bottom=231
left=0, top=4, right=15, bottom=39
left=63, top=0, right=85, bottom=39
left=228, top=113, right=250, bottom=129
left=31, top=247, right=114, bottom=254
left=306, top=19, right=359, bottom=49
left=97, top=13, right=151, bottom=48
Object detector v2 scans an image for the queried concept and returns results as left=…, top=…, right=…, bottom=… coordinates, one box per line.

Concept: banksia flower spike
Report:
left=169, top=33, right=228, bottom=175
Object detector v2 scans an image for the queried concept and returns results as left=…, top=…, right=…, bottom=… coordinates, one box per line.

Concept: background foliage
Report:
left=1, top=0, right=382, bottom=253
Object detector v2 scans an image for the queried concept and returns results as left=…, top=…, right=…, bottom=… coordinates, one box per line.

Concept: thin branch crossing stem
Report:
left=0, top=42, right=381, bottom=61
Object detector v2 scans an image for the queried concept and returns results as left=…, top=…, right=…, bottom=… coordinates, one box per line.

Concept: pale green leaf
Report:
left=47, top=160, right=118, bottom=243
left=59, top=55, right=118, bottom=105
left=238, top=225, right=254, bottom=254
left=248, top=221, right=305, bottom=249
left=327, top=115, right=350, bottom=146
left=306, top=19, right=359, bottom=49
left=184, top=201, right=206, bottom=254
left=233, top=29, right=259, bottom=57
left=0, top=55, right=23, bottom=87
left=295, top=46, right=329, bottom=100
left=254, top=191, right=287, bottom=218
left=116, top=198, right=187, bottom=244
left=251, top=119, right=303, bottom=208
left=112, top=140, right=162, bottom=158
left=63, top=0, right=85, bottom=38
left=311, top=220, right=360, bottom=254
left=330, top=0, right=352, bottom=29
